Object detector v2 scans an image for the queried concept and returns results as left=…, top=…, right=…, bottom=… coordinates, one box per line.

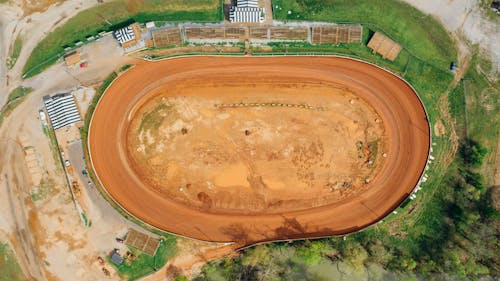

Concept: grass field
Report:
left=6, top=35, right=22, bottom=69
left=0, top=242, right=27, bottom=281
left=22, top=0, right=222, bottom=78
left=272, top=0, right=456, bottom=69
left=0, top=86, right=33, bottom=127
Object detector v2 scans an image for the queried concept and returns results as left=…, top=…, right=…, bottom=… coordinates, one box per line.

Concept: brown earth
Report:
left=88, top=56, right=430, bottom=247
left=126, top=78, right=386, bottom=215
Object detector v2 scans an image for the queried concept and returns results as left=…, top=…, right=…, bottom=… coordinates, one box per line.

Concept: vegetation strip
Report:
left=22, top=0, right=222, bottom=78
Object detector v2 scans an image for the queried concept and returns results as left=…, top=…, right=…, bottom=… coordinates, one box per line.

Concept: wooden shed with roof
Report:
left=367, top=32, right=402, bottom=61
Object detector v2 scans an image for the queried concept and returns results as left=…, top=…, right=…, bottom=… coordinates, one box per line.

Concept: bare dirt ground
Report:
left=89, top=56, right=430, bottom=246
left=0, top=23, right=136, bottom=280
left=127, top=77, right=386, bottom=215
left=0, top=0, right=102, bottom=106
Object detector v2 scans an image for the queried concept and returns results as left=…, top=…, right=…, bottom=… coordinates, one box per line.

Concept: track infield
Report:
left=88, top=56, right=430, bottom=246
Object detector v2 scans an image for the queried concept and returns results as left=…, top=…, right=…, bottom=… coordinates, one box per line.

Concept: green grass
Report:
left=119, top=64, right=133, bottom=72
left=0, top=242, right=28, bottom=281
left=272, top=0, right=456, bottom=69
left=459, top=55, right=500, bottom=184
left=42, top=125, right=63, bottom=169
left=0, top=86, right=33, bottom=127
left=6, top=35, right=22, bottom=69
left=139, top=103, right=172, bottom=132
left=81, top=212, right=91, bottom=227
left=22, top=0, right=222, bottom=78
left=6, top=86, right=32, bottom=103
left=30, top=180, right=54, bottom=202
left=111, top=237, right=177, bottom=281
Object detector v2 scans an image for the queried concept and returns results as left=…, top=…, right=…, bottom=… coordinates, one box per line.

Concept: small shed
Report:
left=367, top=32, right=402, bottom=61
left=64, top=51, right=81, bottom=66
left=110, top=251, right=123, bottom=265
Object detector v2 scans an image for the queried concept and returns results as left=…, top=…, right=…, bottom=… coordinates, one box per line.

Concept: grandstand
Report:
left=43, top=94, right=80, bottom=130
left=114, top=23, right=141, bottom=49
left=184, top=26, right=246, bottom=41
left=269, top=26, right=308, bottom=41
left=237, top=0, right=258, bottom=7
left=311, top=25, right=363, bottom=45
left=152, top=27, right=183, bottom=48
left=230, top=0, right=264, bottom=23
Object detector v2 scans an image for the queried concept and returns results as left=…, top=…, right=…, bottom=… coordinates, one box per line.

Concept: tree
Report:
left=295, top=240, right=329, bottom=266
left=460, top=139, right=487, bottom=167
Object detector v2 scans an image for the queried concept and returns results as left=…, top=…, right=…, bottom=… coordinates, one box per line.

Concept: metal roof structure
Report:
left=110, top=252, right=123, bottom=265
left=43, top=94, right=80, bottom=130
left=114, top=26, right=135, bottom=44
left=237, top=0, right=258, bottom=8
left=229, top=6, right=264, bottom=23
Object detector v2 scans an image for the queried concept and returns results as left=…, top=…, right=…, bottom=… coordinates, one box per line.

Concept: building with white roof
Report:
left=237, top=0, right=258, bottom=8
left=114, top=26, right=135, bottom=45
left=43, top=94, right=80, bottom=130
left=230, top=0, right=264, bottom=23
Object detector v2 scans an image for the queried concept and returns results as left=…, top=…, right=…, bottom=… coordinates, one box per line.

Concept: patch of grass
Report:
left=22, top=0, right=221, bottom=78
left=42, top=125, right=63, bottom=169
left=0, top=86, right=33, bottom=127
left=272, top=0, right=456, bottom=69
left=139, top=103, right=172, bottom=132
left=0, top=242, right=28, bottom=281
left=6, top=86, right=32, bottom=103
left=81, top=212, right=91, bottom=227
left=30, top=180, right=54, bottom=202
left=111, top=237, right=177, bottom=281
left=119, top=64, right=133, bottom=72
left=461, top=55, right=500, bottom=184
left=6, top=35, right=22, bottom=69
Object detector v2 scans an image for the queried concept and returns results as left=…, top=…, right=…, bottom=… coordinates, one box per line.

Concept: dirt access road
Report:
left=89, top=56, right=430, bottom=247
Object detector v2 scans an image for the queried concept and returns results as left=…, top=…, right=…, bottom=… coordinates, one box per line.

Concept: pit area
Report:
left=89, top=56, right=430, bottom=246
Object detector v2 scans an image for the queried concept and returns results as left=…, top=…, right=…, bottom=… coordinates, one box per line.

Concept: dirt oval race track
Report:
left=89, top=56, right=430, bottom=246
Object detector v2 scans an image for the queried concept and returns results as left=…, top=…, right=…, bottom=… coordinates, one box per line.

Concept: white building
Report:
left=237, top=0, right=258, bottom=8
left=114, top=26, right=135, bottom=45
left=230, top=0, right=264, bottom=23
left=43, top=94, right=80, bottom=130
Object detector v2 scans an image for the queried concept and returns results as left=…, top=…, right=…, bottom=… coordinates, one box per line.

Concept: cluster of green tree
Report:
left=194, top=139, right=498, bottom=280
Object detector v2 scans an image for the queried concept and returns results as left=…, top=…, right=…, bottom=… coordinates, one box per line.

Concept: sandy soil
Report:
left=0, top=0, right=102, bottom=106
left=0, top=28, right=135, bottom=280
left=127, top=75, right=386, bottom=215
left=89, top=56, right=430, bottom=246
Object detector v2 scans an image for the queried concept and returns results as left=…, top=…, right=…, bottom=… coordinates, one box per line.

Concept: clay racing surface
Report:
left=89, top=56, right=429, bottom=246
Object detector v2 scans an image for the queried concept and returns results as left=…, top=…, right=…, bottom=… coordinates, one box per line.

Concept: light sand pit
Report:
left=89, top=56, right=430, bottom=246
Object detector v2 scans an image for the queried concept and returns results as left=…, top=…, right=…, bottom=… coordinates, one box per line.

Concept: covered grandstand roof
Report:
left=237, top=0, right=258, bottom=8
left=229, top=6, right=264, bottom=23
left=114, top=26, right=135, bottom=44
left=43, top=94, right=80, bottom=130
